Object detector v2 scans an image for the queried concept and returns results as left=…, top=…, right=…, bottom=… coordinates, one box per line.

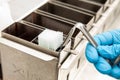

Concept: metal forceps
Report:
left=62, top=22, right=120, bottom=66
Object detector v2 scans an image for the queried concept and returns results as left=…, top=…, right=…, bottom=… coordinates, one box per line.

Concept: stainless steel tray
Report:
left=0, top=0, right=120, bottom=80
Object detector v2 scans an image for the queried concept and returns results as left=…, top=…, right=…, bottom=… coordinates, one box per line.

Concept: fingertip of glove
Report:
left=97, top=46, right=106, bottom=54
left=97, top=45, right=120, bottom=59
left=97, top=46, right=102, bottom=51
left=110, top=65, right=120, bottom=79
left=95, top=57, right=112, bottom=74
left=93, top=36, right=101, bottom=45
left=85, top=43, right=99, bottom=63
left=94, top=32, right=113, bottom=45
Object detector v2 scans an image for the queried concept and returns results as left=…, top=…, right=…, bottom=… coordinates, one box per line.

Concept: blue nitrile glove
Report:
left=85, top=29, right=120, bottom=79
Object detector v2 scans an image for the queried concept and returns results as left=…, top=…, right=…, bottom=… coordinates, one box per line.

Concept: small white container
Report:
left=38, top=29, right=63, bottom=51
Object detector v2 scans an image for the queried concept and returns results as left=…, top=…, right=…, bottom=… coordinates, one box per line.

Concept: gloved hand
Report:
left=85, top=29, right=120, bottom=79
